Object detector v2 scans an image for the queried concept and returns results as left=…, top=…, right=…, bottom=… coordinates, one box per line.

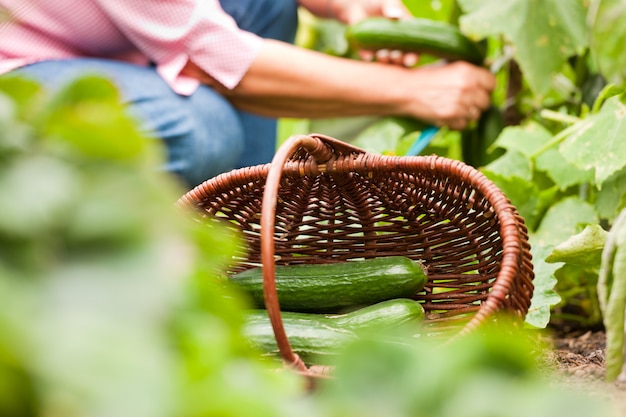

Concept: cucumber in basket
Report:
left=328, top=297, right=425, bottom=331
left=228, top=256, right=427, bottom=312
left=345, top=17, right=486, bottom=65
left=243, top=311, right=354, bottom=359
left=243, top=298, right=425, bottom=360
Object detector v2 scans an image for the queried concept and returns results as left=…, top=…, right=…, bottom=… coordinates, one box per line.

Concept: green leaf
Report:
left=483, top=150, right=533, bottom=181
left=596, top=166, right=626, bottom=220
left=480, top=171, right=540, bottom=225
left=350, top=117, right=426, bottom=155
left=589, top=0, right=626, bottom=85
left=317, top=324, right=613, bottom=417
left=535, top=148, right=594, bottom=190
left=545, top=224, right=608, bottom=267
left=533, top=196, right=598, bottom=246
left=525, top=242, right=562, bottom=328
left=40, top=76, right=156, bottom=163
left=0, top=76, right=44, bottom=118
left=591, top=83, right=626, bottom=114
left=0, top=155, right=79, bottom=239
left=493, top=122, right=594, bottom=193
left=493, top=123, right=552, bottom=157
left=403, top=0, right=456, bottom=20
left=560, top=95, right=626, bottom=187
left=459, top=0, right=588, bottom=95
left=277, top=118, right=311, bottom=146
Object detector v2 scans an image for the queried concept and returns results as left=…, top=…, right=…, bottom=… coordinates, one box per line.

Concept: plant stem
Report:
left=529, top=120, right=584, bottom=158
left=540, top=109, right=580, bottom=125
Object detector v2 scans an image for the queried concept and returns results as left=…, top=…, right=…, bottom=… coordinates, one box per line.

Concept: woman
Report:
left=0, top=0, right=495, bottom=188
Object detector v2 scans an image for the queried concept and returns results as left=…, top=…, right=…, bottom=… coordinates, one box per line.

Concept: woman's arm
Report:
left=185, top=39, right=495, bottom=130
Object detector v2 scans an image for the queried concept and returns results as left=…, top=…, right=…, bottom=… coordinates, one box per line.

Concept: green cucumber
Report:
left=329, top=298, right=425, bottom=331
left=243, top=311, right=355, bottom=359
left=229, top=256, right=427, bottom=312
left=345, top=17, right=486, bottom=65
left=461, top=105, right=505, bottom=168
left=243, top=298, right=425, bottom=361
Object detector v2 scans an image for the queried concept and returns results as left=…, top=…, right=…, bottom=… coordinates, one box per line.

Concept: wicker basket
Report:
left=177, top=133, right=534, bottom=378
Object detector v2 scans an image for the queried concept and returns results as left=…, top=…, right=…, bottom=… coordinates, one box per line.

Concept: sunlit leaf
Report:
left=493, top=123, right=552, bottom=157
left=591, top=83, right=626, bottom=114
left=535, top=148, right=594, bottom=190
left=560, top=95, right=626, bottom=186
left=525, top=242, right=562, bottom=328
left=533, top=196, right=598, bottom=246
left=483, top=149, right=533, bottom=181
left=0, top=76, right=44, bottom=118
left=317, top=325, right=612, bottom=417
left=39, top=76, right=157, bottom=163
left=350, top=117, right=426, bottom=155
left=459, top=0, right=588, bottom=95
left=403, top=0, right=456, bottom=21
left=545, top=224, right=608, bottom=267
left=0, top=155, right=79, bottom=239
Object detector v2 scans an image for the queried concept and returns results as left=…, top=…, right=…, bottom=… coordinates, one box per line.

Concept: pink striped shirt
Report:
left=0, top=0, right=263, bottom=94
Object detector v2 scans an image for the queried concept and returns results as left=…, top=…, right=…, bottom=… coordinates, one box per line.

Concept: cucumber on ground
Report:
left=228, top=256, right=427, bottom=312
left=345, top=17, right=486, bottom=65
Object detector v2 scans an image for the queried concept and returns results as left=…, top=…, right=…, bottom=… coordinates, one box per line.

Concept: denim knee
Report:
left=220, top=0, right=298, bottom=43
left=162, top=89, right=245, bottom=188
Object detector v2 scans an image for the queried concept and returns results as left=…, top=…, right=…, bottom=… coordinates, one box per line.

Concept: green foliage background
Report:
left=2, top=0, right=626, bottom=414
left=1, top=73, right=615, bottom=417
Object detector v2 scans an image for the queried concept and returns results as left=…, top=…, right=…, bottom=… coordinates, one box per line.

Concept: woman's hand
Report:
left=301, top=0, right=419, bottom=67
left=407, top=61, right=496, bottom=130
left=333, top=0, right=418, bottom=67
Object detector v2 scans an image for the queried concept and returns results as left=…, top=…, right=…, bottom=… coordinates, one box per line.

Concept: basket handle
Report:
left=260, top=134, right=338, bottom=373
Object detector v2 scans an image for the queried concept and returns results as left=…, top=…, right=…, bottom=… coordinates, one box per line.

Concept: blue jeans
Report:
left=9, top=0, right=299, bottom=188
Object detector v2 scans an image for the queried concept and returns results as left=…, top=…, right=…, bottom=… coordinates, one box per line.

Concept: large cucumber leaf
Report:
left=560, top=94, right=626, bottom=187
left=533, top=196, right=598, bottom=247
left=458, top=0, right=588, bottom=96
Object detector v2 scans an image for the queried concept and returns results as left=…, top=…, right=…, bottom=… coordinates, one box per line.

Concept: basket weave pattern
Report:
left=178, top=134, right=534, bottom=374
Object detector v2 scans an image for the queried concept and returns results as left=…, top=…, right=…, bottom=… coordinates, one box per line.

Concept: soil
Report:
left=542, top=329, right=626, bottom=416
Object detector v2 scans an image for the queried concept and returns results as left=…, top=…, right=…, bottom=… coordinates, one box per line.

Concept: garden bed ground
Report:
left=542, top=330, right=626, bottom=415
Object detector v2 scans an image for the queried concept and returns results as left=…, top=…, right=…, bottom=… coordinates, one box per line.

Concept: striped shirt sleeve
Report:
left=92, top=0, right=263, bottom=92
left=0, top=0, right=263, bottom=94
